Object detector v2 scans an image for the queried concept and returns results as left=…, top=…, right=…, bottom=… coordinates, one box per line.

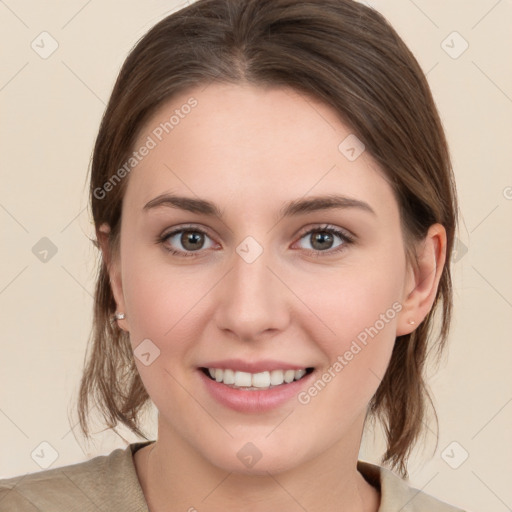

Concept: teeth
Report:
left=252, top=371, right=270, bottom=388
left=295, top=369, right=306, bottom=380
left=270, top=369, right=284, bottom=386
left=284, top=369, right=295, bottom=383
left=223, top=368, right=235, bottom=385
left=234, top=371, right=252, bottom=387
left=206, top=367, right=310, bottom=389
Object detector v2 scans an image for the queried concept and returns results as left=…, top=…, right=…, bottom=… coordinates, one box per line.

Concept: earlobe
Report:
left=396, top=223, right=447, bottom=336
left=97, top=223, right=129, bottom=331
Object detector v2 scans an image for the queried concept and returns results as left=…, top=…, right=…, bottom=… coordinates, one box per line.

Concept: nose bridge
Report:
left=214, top=236, right=288, bottom=339
left=234, top=244, right=272, bottom=299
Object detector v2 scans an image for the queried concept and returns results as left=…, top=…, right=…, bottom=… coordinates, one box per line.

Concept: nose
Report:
left=213, top=246, right=290, bottom=342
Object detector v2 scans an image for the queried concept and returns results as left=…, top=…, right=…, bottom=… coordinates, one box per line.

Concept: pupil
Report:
left=312, top=232, right=332, bottom=250
left=182, top=231, right=203, bottom=250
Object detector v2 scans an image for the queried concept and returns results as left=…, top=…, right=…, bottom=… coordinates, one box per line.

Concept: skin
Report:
left=98, top=83, right=446, bottom=512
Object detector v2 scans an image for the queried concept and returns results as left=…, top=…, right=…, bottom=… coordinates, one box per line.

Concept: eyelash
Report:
left=157, top=224, right=355, bottom=258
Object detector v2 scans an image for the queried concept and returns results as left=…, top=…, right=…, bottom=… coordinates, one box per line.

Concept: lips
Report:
left=198, top=365, right=316, bottom=413
left=196, top=358, right=316, bottom=411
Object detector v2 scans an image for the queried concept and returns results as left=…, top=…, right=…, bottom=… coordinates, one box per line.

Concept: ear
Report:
left=97, top=222, right=129, bottom=332
left=396, top=223, right=447, bottom=336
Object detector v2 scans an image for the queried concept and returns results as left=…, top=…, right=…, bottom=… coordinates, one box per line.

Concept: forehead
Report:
left=125, top=83, right=396, bottom=219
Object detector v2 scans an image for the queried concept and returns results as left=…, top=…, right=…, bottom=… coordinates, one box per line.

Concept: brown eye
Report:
left=308, top=231, right=336, bottom=251
left=179, top=231, right=205, bottom=251
left=296, top=226, right=353, bottom=254
left=160, top=227, right=215, bottom=256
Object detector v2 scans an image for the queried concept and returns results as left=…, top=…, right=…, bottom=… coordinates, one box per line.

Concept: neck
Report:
left=136, top=425, right=379, bottom=512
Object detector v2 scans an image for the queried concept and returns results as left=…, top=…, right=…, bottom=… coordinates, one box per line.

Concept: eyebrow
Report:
left=143, top=193, right=376, bottom=220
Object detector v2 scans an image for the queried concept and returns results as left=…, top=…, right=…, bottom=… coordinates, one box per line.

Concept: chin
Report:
left=196, top=434, right=310, bottom=476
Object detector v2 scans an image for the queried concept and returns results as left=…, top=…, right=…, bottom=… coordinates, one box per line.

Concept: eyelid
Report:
left=160, top=223, right=214, bottom=240
left=295, top=223, right=355, bottom=242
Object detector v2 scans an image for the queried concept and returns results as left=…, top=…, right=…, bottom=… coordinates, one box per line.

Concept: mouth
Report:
left=200, top=367, right=315, bottom=390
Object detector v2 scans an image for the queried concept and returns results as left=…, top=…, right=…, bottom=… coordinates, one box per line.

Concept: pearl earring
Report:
left=408, top=319, right=415, bottom=325
left=111, top=312, right=126, bottom=325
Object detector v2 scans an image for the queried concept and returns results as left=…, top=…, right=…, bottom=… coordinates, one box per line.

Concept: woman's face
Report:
left=107, top=83, right=418, bottom=474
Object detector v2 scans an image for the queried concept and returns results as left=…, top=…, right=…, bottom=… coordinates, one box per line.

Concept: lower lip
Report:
left=198, top=369, right=315, bottom=413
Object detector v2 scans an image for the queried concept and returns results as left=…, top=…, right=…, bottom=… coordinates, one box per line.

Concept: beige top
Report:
left=0, top=440, right=466, bottom=511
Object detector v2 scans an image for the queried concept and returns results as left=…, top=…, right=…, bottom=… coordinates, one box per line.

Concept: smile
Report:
left=202, top=367, right=314, bottom=390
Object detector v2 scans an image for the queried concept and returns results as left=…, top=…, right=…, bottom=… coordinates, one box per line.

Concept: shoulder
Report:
left=0, top=442, right=150, bottom=512
left=357, top=460, right=467, bottom=512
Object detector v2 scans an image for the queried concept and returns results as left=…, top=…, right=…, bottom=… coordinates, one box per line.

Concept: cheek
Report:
left=120, top=246, right=206, bottom=361
left=296, top=255, right=405, bottom=408
left=120, top=252, right=207, bottom=417
left=303, top=255, right=404, bottom=349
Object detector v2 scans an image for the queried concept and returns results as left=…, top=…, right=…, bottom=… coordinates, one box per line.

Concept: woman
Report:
left=0, top=0, right=466, bottom=510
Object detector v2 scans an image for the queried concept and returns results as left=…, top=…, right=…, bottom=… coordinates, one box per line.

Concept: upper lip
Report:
left=200, top=358, right=312, bottom=373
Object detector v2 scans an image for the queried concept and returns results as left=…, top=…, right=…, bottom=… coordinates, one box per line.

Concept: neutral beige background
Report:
left=1, top=1, right=511, bottom=510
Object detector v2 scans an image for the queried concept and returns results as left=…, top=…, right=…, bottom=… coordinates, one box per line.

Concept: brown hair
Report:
left=76, top=0, right=458, bottom=478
